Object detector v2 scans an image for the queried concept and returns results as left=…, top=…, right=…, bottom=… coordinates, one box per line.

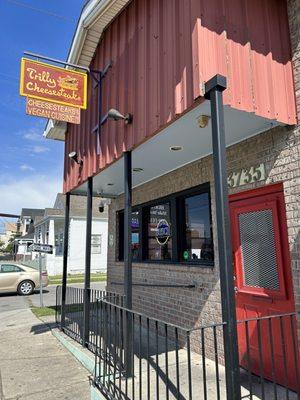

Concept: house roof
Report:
left=67, top=0, right=130, bottom=68
left=44, top=0, right=130, bottom=141
left=21, top=208, right=44, bottom=220
left=34, top=193, right=108, bottom=227
left=54, top=193, right=108, bottom=217
left=15, top=231, right=34, bottom=241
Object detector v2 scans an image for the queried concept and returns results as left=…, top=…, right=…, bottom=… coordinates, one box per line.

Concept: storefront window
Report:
left=148, top=203, right=172, bottom=261
left=117, top=184, right=213, bottom=266
left=182, top=193, right=213, bottom=262
left=131, top=211, right=140, bottom=260
left=118, top=211, right=140, bottom=261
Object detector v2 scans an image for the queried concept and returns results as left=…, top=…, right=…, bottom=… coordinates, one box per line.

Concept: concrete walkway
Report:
left=0, top=308, right=91, bottom=400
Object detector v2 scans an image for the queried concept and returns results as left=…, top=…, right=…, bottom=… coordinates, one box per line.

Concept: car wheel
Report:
left=18, top=280, right=35, bottom=296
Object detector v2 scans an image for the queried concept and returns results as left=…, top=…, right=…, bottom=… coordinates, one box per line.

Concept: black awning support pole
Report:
left=205, top=75, right=241, bottom=400
left=61, top=192, right=70, bottom=330
left=83, top=177, right=93, bottom=347
left=124, top=150, right=133, bottom=377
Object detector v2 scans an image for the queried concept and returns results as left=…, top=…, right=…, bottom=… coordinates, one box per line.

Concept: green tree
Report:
left=0, top=239, right=5, bottom=251
left=4, top=233, right=21, bottom=253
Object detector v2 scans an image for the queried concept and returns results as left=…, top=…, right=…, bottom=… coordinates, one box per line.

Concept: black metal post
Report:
left=83, top=177, right=93, bottom=347
left=13, top=242, right=16, bottom=261
left=124, top=150, right=133, bottom=376
left=204, top=75, right=241, bottom=399
left=97, top=71, right=102, bottom=154
left=61, top=192, right=70, bottom=330
left=90, top=62, right=111, bottom=155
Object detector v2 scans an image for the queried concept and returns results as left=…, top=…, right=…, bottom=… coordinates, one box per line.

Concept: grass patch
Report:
left=49, top=273, right=107, bottom=285
left=31, top=305, right=57, bottom=318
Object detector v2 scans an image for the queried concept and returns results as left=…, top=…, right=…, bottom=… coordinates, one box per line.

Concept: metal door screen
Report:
left=238, top=209, right=280, bottom=290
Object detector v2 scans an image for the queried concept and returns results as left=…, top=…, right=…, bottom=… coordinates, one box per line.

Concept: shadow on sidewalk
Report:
left=30, top=321, right=58, bottom=334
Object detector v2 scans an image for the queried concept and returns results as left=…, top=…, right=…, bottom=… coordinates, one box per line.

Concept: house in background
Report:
left=33, top=193, right=108, bottom=275
left=0, top=222, right=21, bottom=248
left=15, top=208, right=44, bottom=261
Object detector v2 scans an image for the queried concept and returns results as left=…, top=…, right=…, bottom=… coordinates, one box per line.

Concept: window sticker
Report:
left=156, top=219, right=170, bottom=246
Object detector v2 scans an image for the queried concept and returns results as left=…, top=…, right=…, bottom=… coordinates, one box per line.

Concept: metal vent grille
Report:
left=239, top=209, right=280, bottom=291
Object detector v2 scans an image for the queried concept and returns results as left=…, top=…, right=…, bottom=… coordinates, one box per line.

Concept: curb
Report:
left=51, top=329, right=106, bottom=400
left=51, top=329, right=95, bottom=374
left=90, top=384, right=106, bottom=400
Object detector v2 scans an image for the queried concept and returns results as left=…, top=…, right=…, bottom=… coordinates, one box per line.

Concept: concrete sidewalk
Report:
left=0, top=308, right=90, bottom=400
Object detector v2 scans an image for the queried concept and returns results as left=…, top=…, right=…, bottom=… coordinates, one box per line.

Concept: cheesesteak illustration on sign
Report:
left=20, top=58, right=87, bottom=109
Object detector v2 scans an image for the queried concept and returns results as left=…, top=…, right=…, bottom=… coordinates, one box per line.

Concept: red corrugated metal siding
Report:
left=63, top=0, right=296, bottom=193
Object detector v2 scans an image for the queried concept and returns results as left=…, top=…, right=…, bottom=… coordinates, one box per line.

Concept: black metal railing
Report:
left=93, top=300, right=300, bottom=400
left=56, top=286, right=125, bottom=351
left=236, top=312, right=300, bottom=400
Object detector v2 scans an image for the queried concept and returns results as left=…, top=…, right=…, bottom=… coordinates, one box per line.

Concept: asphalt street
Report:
left=0, top=282, right=107, bottom=312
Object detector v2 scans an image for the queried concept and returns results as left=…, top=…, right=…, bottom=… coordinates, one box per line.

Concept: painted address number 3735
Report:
left=227, top=163, right=266, bottom=189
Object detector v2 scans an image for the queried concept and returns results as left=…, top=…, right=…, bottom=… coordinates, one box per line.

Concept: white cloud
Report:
left=21, top=126, right=43, bottom=142
left=20, top=164, right=35, bottom=171
left=0, top=174, right=62, bottom=214
left=32, top=145, right=49, bottom=153
left=24, top=132, right=41, bottom=141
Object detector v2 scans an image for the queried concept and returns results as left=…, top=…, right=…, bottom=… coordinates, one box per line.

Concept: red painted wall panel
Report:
left=63, top=0, right=296, bottom=193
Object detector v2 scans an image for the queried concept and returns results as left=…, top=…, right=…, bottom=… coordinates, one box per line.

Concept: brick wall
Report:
left=288, top=0, right=300, bottom=338
left=288, top=0, right=300, bottom=120
left=107, top=124, right=300, bottom=331
left=106, top=0, right=300, bottom=345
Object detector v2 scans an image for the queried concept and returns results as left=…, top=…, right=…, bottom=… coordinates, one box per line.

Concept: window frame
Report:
left=146, top=200, right=173, bottom=262
left=117, top=183, right=214, bottom=267
left=176, top=189, right=214, bottom=265
left=55, top=232, right=64, bottom=256
left=91, top=234, right=102, bottom=254
left=117, top=210, right=142, bottom=261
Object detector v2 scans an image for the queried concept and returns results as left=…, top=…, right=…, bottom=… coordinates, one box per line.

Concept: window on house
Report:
left=91, top=234, right=102, bottom=254
left=117, top=184, right=213, bottom=266
left=55, top=232, right=63, bottom=256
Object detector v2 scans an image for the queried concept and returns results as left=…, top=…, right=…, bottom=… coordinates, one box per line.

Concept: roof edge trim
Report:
left=45, top=0, right=130, bottom=141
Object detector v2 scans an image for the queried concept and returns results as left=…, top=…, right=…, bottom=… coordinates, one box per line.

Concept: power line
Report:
left=0, top=213, right=20, bottom=218
left=5, top=0, right=76, bottom=23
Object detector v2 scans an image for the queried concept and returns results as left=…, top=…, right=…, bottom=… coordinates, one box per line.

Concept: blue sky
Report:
left=0, top=0, right=84, bottom=231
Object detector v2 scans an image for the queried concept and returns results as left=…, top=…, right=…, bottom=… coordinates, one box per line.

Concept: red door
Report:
left=229, top=183, right=299, bottom=391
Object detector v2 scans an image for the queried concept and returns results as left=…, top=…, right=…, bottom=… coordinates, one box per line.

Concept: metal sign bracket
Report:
left=23, top=51, right=112, bottom=154
left=90, top=61, right=112, bottom=155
